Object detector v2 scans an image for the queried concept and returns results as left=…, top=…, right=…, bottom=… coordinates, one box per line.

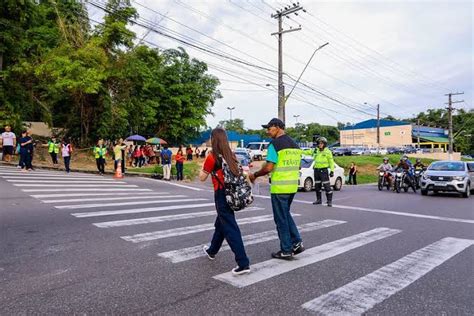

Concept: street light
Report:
left=226, top=106, right=235, bottom=121
left=293, top=114, right=300, bottom=125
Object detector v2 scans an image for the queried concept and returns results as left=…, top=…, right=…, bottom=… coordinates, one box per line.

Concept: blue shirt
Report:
left=160, top=149, right=172, bottom=164
left=266, top=144, right=278, bottom=164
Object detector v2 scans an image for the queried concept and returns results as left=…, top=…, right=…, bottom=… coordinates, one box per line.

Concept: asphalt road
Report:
left=0, top=165, right=473, bottom=315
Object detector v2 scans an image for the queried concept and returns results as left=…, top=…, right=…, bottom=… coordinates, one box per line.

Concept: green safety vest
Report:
left=48, top=141, right=60, bottom=154
left=313, top=147, right=334, bottom=171
left=94, top=146, right=107, bottom=158
left=270, top=148, right=302, bottom=194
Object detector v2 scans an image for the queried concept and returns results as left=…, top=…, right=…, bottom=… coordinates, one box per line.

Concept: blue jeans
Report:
left=208, top=189, right=250, bottom=268
left=271, top=193, right=302, bottom=253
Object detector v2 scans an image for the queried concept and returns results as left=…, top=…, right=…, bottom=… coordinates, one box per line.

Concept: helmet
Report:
left=318, top=137, right=328, bottom=145
left=416, top=158, right=421, bottom=163
left=383, top=157, right=389, bottom=162
left=402, top=155, right=408, bottom=161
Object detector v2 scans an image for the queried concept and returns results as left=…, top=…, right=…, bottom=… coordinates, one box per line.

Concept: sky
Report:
left=87, top=0, right=473, bottom=129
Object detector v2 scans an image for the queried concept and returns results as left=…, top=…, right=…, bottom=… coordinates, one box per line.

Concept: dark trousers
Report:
left=20, top=151, right=32, bottom=169
left=176, top=162, right=183, bottom=181
left=208, top=189, right=249, bottom=268
left=314, top=168, right=333, bottom=202
left=270, top=193, right=302, bottom=253
left=64, top=156, right=71, bottom=173
left=50, top=152, right=58, bottom=164
left=348, top=172, right=357, bottom=185
left=96, top=157, right=105, bottom=174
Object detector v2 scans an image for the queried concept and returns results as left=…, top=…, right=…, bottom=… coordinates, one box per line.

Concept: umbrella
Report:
left=146, top=137, right=167, bottom=145
left=126, top=134, right=147, bottom=142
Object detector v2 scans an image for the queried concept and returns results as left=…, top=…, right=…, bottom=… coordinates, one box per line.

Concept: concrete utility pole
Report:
left=227, top=106, right=235, bottom=121
left=445, top=92, right=464, bottom=160
left=376, top=104, right=380, bottom=148
left=417, top=118, right=420, bottom=149
left=271, top=3, right=304, bottom=124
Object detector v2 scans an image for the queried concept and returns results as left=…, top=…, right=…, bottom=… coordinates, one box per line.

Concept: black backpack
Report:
left=212, top=154, right=254, bottom=212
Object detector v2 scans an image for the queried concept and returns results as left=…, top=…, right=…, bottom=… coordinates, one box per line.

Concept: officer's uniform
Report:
left=48, top=140, right=60, bottom=164
left=94, top=145, right=107, bottom=174
left=307, top=147, right=334, bottom=205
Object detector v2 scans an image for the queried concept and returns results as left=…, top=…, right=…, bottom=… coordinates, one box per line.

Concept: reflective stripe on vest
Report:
left=48, top=142, right=60, bottom=154
left=94, top=146, right=107, bottom=158
left=271, top=148, right=302, bottom=194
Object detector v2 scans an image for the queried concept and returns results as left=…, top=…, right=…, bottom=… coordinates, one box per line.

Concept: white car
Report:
left=246, top=142, right=270, bottom=161
left=298, top=158, right=345, bottom=192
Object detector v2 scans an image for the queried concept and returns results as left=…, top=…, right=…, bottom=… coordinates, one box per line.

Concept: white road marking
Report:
left=301, top=237, right=474, bottom=315
left=54, top=197, right=192, bottom=209
left=7, top=180, right=125, bottom=184
left=121, top=214, right=287, bottom=243
left=14, top=184, right=137, bottom=187
left=0, top=171, right=93, bottom=176
left=93, top=207, right=265, bottom=228
left=159, top=219, right=347, bottom=263
left=2, top=176, right=112, bottom=180
left=31, top=192, right=167, bottom=198
left=23, top=188, right=152, bottom=192
left=142, top=178, right=204, bottom=191
left=71, top=202, right=216, bottom=218
left=213, top=227, right=401, bottom=288
left=43, top=194, right=172, bottom=203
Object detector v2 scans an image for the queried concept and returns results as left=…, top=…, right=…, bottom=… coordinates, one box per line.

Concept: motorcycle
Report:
left=394, top=170, right=417, bottom=193
left=378, top=171, right=391, bottom=191
left=413, top=168, right=425, bottom=189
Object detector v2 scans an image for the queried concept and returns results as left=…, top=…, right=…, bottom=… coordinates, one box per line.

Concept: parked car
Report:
left=234, top=148, right=251, bottom=161
left=332, top=147, right=351, bottom=156
left=298, top=158, right=345, bottom=192
left=387, top=147, right=402, bottom=154
left=351, top=147, right=369, bottom=156
left=246, top=142, right=270, bottom=161
left=420, top=161, right=474, bottom=198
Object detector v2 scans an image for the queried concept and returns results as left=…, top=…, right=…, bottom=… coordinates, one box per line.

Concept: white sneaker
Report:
left=202, top=245, right=215, bottom=260
left=231, top=266, right=250, bottom=275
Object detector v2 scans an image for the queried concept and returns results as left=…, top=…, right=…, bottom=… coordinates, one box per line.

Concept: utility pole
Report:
left=417, top=118, right=420, bottom=149
left=271, top=3, right=304, bottom=124
left=445, top=92, right=464, bottom=160
left=376, top=104, right=380, bottom=148
left=227, top=106, right=235, bottom=121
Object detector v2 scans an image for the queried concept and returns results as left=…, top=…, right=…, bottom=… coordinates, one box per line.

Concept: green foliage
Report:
left=219, top=119, right=245, bottom=133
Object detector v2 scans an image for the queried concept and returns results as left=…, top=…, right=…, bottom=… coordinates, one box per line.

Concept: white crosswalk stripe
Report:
left=23, top=188, right=152, bottom=192
left=121, top=214, right=290, bottom=243
left=158, top=219, right=347, bottom=263
left=54, top=197, right=193, bottom=209
left=301, top=237, right=474, bottom=315
left=14, top=183, right=137, bottom=187
left=8, top=180, right=126, bottom=184
left=213, top=227, right=401, bottom=288
left=42, top=194, right=171, bottom=203
left=31, top=192, right=166, bottom=199
left=2, top=176, right=114, bottom=180
left=93, top=207, right=265, bottom=228
left=71, top=202, right=215, bottom=218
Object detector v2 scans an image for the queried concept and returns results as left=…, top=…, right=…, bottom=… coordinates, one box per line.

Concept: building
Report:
left=340, top=119, right=448, bottom=149
left=190, top=130, right=265, bottom=149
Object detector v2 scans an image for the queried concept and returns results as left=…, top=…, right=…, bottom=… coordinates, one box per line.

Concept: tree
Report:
left=218, top=119, right=245, bottom=133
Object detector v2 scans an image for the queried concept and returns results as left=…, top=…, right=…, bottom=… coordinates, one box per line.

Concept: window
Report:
left=429, top=161, right=465, bottom=171
left=467, top=162, right=474, bottom=172
left=301, top=158, right=313, bottom=169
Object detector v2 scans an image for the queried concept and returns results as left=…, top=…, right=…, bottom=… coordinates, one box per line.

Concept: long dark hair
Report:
left=211, top=128, right=239, bottom=176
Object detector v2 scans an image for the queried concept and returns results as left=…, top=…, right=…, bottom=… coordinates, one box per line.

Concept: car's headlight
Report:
left=422, top=174, right=428, bottom=180
left=453, top=176, right=465, bottom=181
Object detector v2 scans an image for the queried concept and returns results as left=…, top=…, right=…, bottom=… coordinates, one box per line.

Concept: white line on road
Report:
left=159, top=219, right=347, bottom=263
left=142, top=178, right=204, bottom=191
left=7, top=179, right=126, bottom=184
left=213, top=227, right=401, bottom=288
left=71, top=202, right=215, bottom=218
left=0, top=171, right=94, bottom=176
left=14, top=184, right=137, bottom=187
left=121, top=214, right=287, bottom=243
left=2, top=176, right=113, bottom=180
left=93, top=207, right=265, bottom=228
left=54, top=197, right=192, bottom=209
left=23, top=188, right=152, bottom=192
left=301, top=237, right=474, bottom=315
left=31, top=192, right=166, bottom=198
left=43, top=194, right=171, bottom=203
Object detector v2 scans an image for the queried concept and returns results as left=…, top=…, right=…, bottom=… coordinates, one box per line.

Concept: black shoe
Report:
left=327, top=202, right=332, bottom=207
left=292, top=242, right=305, bottom=255
left=312, top=200, right=322, bottom=205
left=202, top=245, right=215, bottom=260
left=232, top=266, right=250, bottom=275
left=271, top=250, right=294, bottom=260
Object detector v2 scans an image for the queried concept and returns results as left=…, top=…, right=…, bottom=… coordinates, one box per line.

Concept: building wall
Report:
left=340, top=125, right=413, bottom=147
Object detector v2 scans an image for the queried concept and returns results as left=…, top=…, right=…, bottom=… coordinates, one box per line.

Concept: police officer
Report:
left=250, top=118, right=304, bottom=260
left=47, top=136, right=60, bottom=166
left=93, top=138, right=107, bottom=175
left=305, top=137, right=334, bottom=207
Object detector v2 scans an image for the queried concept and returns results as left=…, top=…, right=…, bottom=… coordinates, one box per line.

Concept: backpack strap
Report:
left=210, top=154, right=225, bottom=188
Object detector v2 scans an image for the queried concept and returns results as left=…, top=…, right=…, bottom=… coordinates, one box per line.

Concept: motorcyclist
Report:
left=395, top=155, right=416, bottom=192
left=413, top=158, right=425, bottom=171
left=377, top=157, right=393, bottom=187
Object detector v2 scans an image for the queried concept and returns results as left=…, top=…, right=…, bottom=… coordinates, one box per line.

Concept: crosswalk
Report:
left=1, top=165, right=472, bottom=314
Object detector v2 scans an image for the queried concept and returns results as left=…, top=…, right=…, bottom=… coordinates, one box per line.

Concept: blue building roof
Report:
left=189, top=130, right=265, bottom=146
left=412, top=125, right=447, bottom=138
left=342, top=119, right=410, bottom=130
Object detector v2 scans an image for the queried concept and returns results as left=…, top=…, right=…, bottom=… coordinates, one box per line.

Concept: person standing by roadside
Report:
left=250, top=118, right=304, bottom=260
left=161, top=145, right=172, bottom=180
left=195, top=146, right=201, bottom=159
left=303, top=137, right=335, bottom=207
left=200, top=127, right=250, bottom=275
left=186, top=146, right=193, bottom=161
left=348, top=162, right=357, bottom=185
left=61, top=138, right=73, bottom=173
left=93, top=139, right=107, bottom=175
left=19, top=130, right=33, bottom=171
left=46, top=136, right=60, bottom=166
left=1, top=125, right=16, bottom=162
left=175, top=149, right=185, bottom=181
left=113, top=139, right=126, bottom=172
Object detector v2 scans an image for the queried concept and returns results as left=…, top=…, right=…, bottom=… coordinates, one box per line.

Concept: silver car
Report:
left=420, top=161, right=474, bottom=198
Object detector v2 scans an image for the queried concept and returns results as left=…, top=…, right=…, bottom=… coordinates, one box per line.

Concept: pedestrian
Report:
left=61, top=138, right=73, bottom=173
left=1, top=125, right=16, bottom=163
left=127, top=145, right=134, bottom=167
left=200, top=127, right=250, bottom=275
left=250, top=118, right=304, bottom=260
left=161, top=145, right=172, bottom=180
left=93, top=139, right=107, bottom=175
left=200, top=147, right=208, bottom=158
left=175, top=149, right=185, bottom=181
left=18, top=130, right=33, bottom=171
left=139, top=145, right=146, bottom=167
left=113, top=139, right=126, bottom=172
left=46, top=136, right=60, bottom=166
left=195, top=146, right=201, bottom=159
left=186, top=146, right=193, bottom=161
left=348, top=162, right=357, bottom=185
left=132, top=145, right=141, bottom=167
left=303, top=137, right=335, bottom=206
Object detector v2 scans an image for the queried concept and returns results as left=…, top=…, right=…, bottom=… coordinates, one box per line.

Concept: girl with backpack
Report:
left=61, top=138, right=73, bottom=173
left=199, top=128, right=250, bottom=275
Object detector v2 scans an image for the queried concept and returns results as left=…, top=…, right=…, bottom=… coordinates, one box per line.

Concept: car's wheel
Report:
left=303, top=177, right=313, bottom=192
left=462, top=183, right=470, bottom=198
left=421, top=189, right=428, bottom=196
left=334, top=177, right=343, bottom=191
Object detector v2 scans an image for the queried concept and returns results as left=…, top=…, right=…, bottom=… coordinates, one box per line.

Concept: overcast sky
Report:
left=87, top=0, right=473, bottom=129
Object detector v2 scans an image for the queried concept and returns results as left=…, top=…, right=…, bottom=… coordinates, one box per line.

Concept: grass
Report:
left=128, top=161, right=201, bottom=180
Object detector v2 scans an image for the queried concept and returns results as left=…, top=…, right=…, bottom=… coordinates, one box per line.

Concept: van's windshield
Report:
left=246, top=143, right=261, bottom=150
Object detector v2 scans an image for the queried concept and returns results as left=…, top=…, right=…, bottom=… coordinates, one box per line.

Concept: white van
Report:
left=246, top=142, right=270, bottom=161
